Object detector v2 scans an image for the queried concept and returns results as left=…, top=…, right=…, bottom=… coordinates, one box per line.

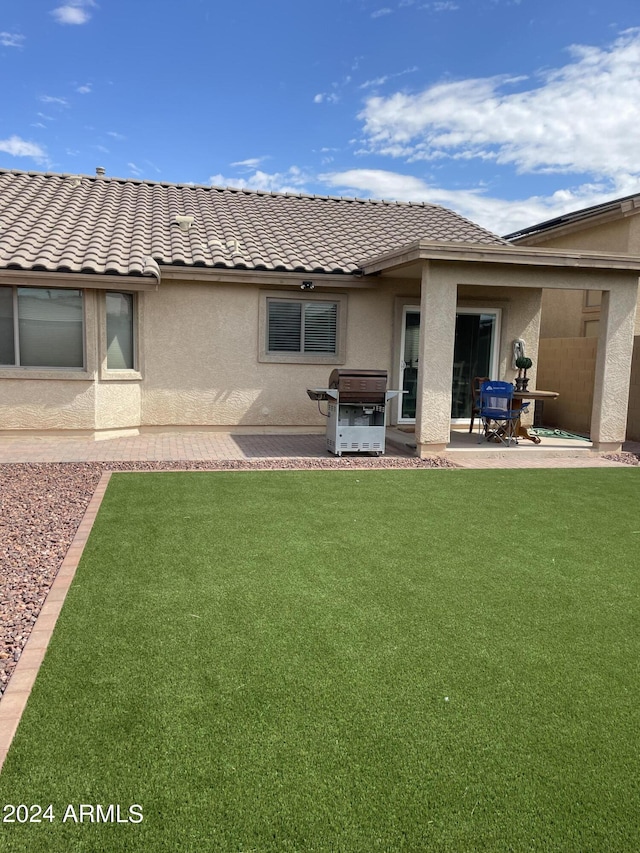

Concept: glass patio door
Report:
left=398, top=306, right=501, bottom=423
left=399, top=309, right=420, bottom=420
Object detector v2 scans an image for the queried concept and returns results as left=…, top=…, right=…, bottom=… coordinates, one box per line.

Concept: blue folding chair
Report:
left=478, top=381, right=526, bottom=446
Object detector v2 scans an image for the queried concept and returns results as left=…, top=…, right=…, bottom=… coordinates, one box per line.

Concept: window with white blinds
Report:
left=0, top=285, right=84, bottom=368
left=267, top=299, right=338, bottom=355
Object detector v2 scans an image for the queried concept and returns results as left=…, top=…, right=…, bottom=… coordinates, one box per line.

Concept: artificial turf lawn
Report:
left=0, top=468, right=638, bottom=852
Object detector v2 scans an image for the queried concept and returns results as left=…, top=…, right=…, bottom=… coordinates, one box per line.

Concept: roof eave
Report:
left=159, top=265, right=374, bottom=288
left=360, top=239, right=640, bottom=275
left=0, top=268, right=159, bottom=290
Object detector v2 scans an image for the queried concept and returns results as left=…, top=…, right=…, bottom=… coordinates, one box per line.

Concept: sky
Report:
left=2, top=0, right=640, bottom=235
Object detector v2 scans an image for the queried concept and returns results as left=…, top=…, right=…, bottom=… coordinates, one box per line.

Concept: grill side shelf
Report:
left=306, top=389, right=338, bottom=402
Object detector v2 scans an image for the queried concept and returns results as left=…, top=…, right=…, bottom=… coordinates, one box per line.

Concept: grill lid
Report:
left=328, top=369, right=387, bottom=403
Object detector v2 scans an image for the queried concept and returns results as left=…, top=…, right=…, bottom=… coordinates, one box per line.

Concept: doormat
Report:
left=530, top=428, right=590, bottom=442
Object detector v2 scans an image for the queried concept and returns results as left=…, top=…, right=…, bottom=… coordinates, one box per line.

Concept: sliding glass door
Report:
left=399, top=306, right=501, bottom=423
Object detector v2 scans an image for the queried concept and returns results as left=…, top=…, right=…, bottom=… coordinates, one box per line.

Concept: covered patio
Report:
left=362, top=240, right=640, bottom=456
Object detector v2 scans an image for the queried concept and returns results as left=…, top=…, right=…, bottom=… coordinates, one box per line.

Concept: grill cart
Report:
left=307, top=369, right=403, bottom=456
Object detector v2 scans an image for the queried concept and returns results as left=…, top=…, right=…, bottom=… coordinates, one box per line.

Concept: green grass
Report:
left=0, top=469, right=639, bottom=852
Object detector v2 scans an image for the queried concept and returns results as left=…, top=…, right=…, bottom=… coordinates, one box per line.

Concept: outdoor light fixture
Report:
left=300, top=281, right=315, bottom=290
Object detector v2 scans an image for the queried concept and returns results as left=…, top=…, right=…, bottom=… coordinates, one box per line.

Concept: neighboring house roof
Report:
left=0, top=169, right=508, bottom=278
left=505, top=193, right=640, bottom=242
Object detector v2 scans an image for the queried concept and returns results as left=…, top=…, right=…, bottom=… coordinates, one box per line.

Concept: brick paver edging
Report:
left=0, top=472, right=112, bottom=773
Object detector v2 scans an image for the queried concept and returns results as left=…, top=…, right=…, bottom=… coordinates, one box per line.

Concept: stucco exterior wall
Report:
left=140, top=280, right=397, bottom=429
left=530, top=218, right=632, bottom=254
left=527, top=215, right=640, bottom=338
left=628, top=336, right=640, bottom=440
left=536, top=337, right=597, bottom=435
left=0, top=279, right=402, bottom=435
left=539, top=290, right=585, bottom=338
left=0, top=379, right=97, bottom=432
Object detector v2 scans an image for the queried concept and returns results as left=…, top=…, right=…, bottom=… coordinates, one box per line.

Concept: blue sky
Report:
left=2, top=0, right=640, bottom=234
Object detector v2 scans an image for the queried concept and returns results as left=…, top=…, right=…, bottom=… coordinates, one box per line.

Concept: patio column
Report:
left=415, top=262, right=457, bottom=456
left=591, top=282, right=638, bottom=451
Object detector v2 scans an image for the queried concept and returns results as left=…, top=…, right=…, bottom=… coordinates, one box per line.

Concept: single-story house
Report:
left=1, top=168, right=639, bottom=455
left=506, top=195, right=640, bottom=440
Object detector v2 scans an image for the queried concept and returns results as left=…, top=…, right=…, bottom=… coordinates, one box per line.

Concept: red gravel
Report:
left=602, top=451, right=640, bottom=466
left=0, top=455, right=457, bottom=695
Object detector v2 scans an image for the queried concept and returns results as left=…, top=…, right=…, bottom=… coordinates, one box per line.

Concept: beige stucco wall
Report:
left=0, top=379, right=98, bottom=432
left=540, top=290, right=585, bottom=338
left=628, top=337, right=640, bottom=440
left=140, top=280, right=398, bottom=429
left=527, top=215, right=640, bottom=338
left=531, top=218, right=632, bottom=254
left=536, top=337, right=597, bottom=435
left=0, top=279, right=402, bottom=434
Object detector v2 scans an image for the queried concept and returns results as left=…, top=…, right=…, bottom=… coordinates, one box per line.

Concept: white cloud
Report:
left=358, top=29, right=640, bottom=185
left=314, top=92, right=339, bottom=104
left=128, top=162, right=143, bottom=177
left=0, top=32, right=25, bottom=48
left=423, top=1, right=459, bottom=11
left=360, top=66, right=418, bottom=90
left=40, top=95, right=68, bottom=106
left=372, top=8, right=393, bottom=17
left=0, top=135, right=49, bottom=165
left=209, top=166, right=310, bottom=195
left=107, top=131, right=125, bottom=140
left=319, top=167, right=640, bottom=235
left=76, top=84, right=92, bottom=94
left=51, top=1, right=95, bottom=25
left=231, top=157, right=268, bottom=169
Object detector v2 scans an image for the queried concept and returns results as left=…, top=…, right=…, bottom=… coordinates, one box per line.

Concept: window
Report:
left=0, top=287, right=14, bottom=365
left=0, top=286, right=84, bottom=368
left=259, top=291, right=346, bottom=364
left=267, top=299, right=338, bottom=355
left=106, top=291, right=135, bottom=369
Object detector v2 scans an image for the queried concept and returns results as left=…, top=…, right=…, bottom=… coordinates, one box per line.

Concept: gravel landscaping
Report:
left=602, top=451, right=640, bottom=465
left=0, top=455, right=457, bottom=695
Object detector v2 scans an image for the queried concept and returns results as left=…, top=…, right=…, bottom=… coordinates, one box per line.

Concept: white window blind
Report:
left=303, top=302, right=337, bottom=353
left=267, top=300, right=337, bottom=355
left=18, top=288, right=84, bottom=368
left=0, top=287, right=84, bottom=368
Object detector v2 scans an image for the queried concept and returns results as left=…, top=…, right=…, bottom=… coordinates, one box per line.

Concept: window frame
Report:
left=0, top=284, right=86, bottom=371
left=99, top=290, right=142, bottom=380
left=258, top=290, right=347, bottom=365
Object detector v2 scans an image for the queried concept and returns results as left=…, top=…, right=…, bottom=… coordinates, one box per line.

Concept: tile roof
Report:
left=0, top=169, right=508, bottom=278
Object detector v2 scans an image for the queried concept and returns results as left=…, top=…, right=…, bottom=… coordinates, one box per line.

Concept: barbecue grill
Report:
left=307, top=369, right=402, bottom=456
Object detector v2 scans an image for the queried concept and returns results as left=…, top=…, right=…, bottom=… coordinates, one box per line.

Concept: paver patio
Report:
left=0, top=427, right=635, bottom=467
